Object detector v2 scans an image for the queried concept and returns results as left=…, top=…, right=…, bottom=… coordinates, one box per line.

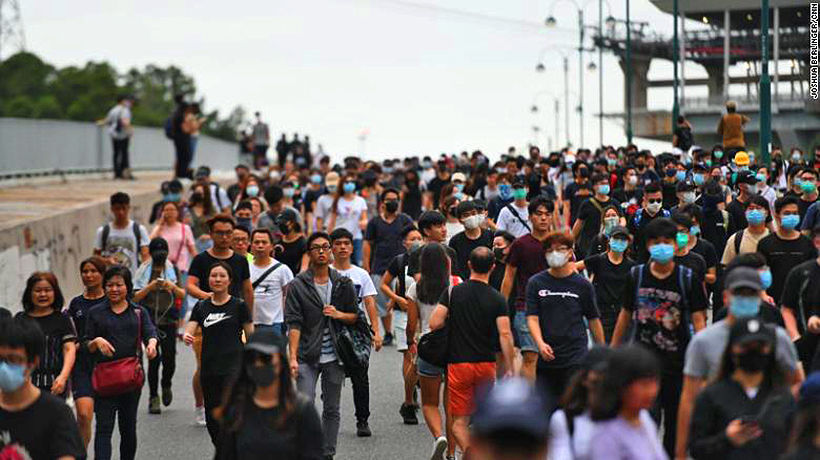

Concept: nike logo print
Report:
left=203, top=313, right=232, bottom=328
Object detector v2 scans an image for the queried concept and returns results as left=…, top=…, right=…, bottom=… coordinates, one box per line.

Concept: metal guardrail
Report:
left=0, top=118, right=240, bottom=180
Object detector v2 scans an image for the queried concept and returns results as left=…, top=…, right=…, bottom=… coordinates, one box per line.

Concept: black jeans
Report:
left=174, top=135, right=192, bottom=179
left=650, top=370, right=683, bottom=458
left=349, top=365, right=370, bottom=423
left=201, top=373, right=230, bottom=446
left=94, top=389, right=141, bottom=460
left=536, top=365, right=578, bottom=414
left=148, top=323, right=177, bottom=397
left=113, top=137, right=130, bottom=178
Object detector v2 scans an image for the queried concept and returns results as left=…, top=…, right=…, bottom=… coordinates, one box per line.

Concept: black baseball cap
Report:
left=471, top=378, right=549, bottom=439
left=609, top=225, right=630, bottom=240
left=729, top=318, right=775, bottom=347
left=736, top=170, right=758, bottom=185
left=245, top=328, right=285, bottom=355
left=195, top=166, right=211, bottom=179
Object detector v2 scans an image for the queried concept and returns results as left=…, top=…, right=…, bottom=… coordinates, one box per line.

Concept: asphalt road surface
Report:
left=96, top=339, right=436, bottom=460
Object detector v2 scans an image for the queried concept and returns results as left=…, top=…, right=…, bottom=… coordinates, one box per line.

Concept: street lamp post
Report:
left=598, top=0, right=604, bottom=147
left=625, top=0, right=633, bottom=144
left=672, top=0, right=679, bottom=125
left=536, top=47, right=573, bottom=147
left=760, top=0, right=772, bottom=167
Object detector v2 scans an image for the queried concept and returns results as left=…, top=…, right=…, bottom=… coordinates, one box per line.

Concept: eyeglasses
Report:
left=309, top=244, right=331, bottom=253
left=647, top=199, right=662, bottom=204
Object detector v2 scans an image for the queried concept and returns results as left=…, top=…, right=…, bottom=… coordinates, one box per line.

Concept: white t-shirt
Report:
left=496, top=203, right=531, bottom=238
left=406, top=281, right=437, bottom=335
left=444, top=221, right=464, bottom=245
left=332, top=195, right=368, bottom=239
left=334, top=265, right=377, bottom=316
left=250, top=259, right=294, bottom=325
left=209, top=183, right=231, bottom=211
left=94, top=220, right=150, bottom=273
left=105, top=104, right=131, bottom=140
left=314, top=194, right=335, bottom=231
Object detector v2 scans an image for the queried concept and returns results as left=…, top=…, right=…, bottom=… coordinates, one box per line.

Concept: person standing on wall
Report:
left=252, top=112, right=270, bottom=169
left=97, top=95, right=134, bottom=180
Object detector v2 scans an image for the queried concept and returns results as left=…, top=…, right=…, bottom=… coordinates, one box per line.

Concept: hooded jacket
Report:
left=284, top=267, right=358, bottom=366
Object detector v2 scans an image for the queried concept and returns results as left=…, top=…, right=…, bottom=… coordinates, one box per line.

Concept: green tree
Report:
left=5, top=95, right=35, bottom=117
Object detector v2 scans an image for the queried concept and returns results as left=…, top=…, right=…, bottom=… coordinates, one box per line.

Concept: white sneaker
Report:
left=430, top=436, right=448, bottom=460
left=195, top=406, right=206, bottom=426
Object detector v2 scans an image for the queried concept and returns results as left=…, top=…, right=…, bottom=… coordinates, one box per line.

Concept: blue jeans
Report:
left=94, top=389, right=141, bottom=460
left=514, top=310, right=537, bottom=353
left=297, top=360, right=345, bottom=456
left=254, top=322, right=286, bottom=338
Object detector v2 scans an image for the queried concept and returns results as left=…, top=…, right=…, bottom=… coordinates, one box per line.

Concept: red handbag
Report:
left=92, top=307, right=145, bottom=397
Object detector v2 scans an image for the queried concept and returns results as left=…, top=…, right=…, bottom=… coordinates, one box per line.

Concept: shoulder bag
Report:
left=92, top=306, right=145, bottom=397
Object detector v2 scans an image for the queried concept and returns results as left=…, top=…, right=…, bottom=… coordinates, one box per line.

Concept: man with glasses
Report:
left=286, top=232, right=360, bottom=460
left=628, top=182, right=670, bottom=262
left=186, top=214, right=253, bottom=426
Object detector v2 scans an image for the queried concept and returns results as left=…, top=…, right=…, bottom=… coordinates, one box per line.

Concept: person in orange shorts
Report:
left=428, top=246, right=515, bottom=457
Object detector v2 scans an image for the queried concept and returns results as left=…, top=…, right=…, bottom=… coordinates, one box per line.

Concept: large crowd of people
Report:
left=2, top=135, right=820, bottom=460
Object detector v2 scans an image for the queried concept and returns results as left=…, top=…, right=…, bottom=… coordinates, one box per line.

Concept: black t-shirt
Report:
left=440, top=280, right=506, bottom=363
left=612, top=187, right=643, bottom=210
left=575, top=196, right=620, bottom=257
left=18, top=311, right=76, bottom=392
left=563, top=181, right=593, bottom=225
left=799, top=197, right=817, bottom=221
left=628, top=208, right=669, bottom=263
left=386, top=253, right=410, bottom=298
left=661, top=180, right=678, bottom=210
left=278, top=237, right=306, bottom=275
left=428, top=176, right=450, bottom=209
left=674, top=126, right=693, bottom=151
left=407, top=243, right=458, bottom=278
left=66, top=294, right=106, bottom=368
left=189, top=251, right=250, bottom=299
left=84, top=303, right=158, bottom=362
left=303, top=187, right=324, bottom=215
left=526, top=272, right=599, bottom=369
left=691, top=238, right=718, bottom=271
left=190, top=296, right=251, bottom=376
left=365, top=213, right=414, bottom=275
left=701, top=208, right=734, bottom=261
left=726, top=198, right=750, bottom=230
left=448, top=229, right=494, bottom=280
left=623, top=264, right=707, bottom=372
left=217, top=398, right=323, bottom=460
left=675, top=251, right=707, bottom=289
left=0, top=392, right=84, bottom=460
left=584, top=253, right=636, bottom=341
left=401, top=185, right=423, bottom=220
left=758, top=233, right=816, bottom=304
left=781, top=260, right=820, bottom=327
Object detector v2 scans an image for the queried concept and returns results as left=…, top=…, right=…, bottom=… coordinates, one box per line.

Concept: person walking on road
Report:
left=98, top=95, right=134, bottom=180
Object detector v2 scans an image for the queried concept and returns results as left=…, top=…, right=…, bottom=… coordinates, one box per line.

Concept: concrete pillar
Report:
left=705, top=65, right=725, bottom=106
left=618, top=56, right=651, bottom=110
left=723, top=10, right=730, bottom=101
left=680, top=4, right=686, bottom=111
left=774, top=7, right=780, bottom=106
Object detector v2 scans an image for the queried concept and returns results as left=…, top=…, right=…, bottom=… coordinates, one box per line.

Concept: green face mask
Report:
left=676, top=232, right=689, bottom=248
left=513, top=188, right=527, bottom=200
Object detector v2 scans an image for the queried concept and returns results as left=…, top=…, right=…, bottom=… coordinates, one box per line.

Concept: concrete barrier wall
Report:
left=0, top=190, right=157, bottom=314
left=0, top=118, right=240, bottom=174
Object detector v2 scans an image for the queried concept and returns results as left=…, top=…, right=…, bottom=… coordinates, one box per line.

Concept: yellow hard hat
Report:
left=734, top=151, right=749, bottom=166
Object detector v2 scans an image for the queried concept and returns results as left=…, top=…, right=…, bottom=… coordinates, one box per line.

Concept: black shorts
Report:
left=71, top=353, right=95, bottom=399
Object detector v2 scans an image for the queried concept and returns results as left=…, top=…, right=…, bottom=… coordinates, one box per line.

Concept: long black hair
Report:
left=417, top=242, right=450, bottom=305
left=714, top=335, right=786, bottom=390
left=590, top=345, right=660, bottom=421
left=218, top=348, right=298, bottom=433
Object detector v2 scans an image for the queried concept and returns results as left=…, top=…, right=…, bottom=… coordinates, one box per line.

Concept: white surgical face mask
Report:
left=546, top=251, right=569, bottom=268
left=462, top=214, right=483, bottom=230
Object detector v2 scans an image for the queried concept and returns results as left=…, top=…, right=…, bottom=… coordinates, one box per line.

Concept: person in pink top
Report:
left=150, top=201, right=196, bottom=272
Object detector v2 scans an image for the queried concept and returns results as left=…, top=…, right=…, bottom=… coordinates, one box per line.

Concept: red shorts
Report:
left=447, top=362, right=496, bottom=416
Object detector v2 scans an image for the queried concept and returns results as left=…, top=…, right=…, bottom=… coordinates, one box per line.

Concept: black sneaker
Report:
left=149, top=396, right=161, bottom=414
left=383, top=333, right=394, bottom=347
left=356, top=421, right=372, bottom=437
left=162, top=385, right=173, bottom=407
left=399, top=403, right=419, bottom=425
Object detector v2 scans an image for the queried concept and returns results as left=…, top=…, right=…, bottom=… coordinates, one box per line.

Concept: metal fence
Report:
left=0, top=118, right=240, bottom=177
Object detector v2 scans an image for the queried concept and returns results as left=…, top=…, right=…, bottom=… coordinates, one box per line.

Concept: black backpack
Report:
left=101, top=222, right=143, bottom=256
left=163, top=116, right=175, bottom=140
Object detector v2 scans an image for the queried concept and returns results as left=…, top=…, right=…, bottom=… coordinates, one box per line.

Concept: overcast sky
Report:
left=22, top=0, right=698, bottom=162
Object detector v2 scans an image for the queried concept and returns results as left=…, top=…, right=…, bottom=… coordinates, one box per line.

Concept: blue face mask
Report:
left=498, top=184, right=513, bottom=200
left=745, top=209, right=766, bottom=225
left=756, top=173, right=766, bottom=184
left=311, top=174, right=322, bottom=184
left=246, top=185, right=259, bottom=197
left=165, top=193, right=181, bottom=202
left=0, top=362, right=27, bottom=392
left=730, top=295, right=760, bottom=318
left=607, top=158, right=617, bottom=166
left=384, top=166, right=393, bottom=174
left=283, top=187, right=295, bottom=198
left=759, top=269, right=772, bottom=290
left=454, top=183, right=465, bottom=192
left=675, top=171, right=686, bottom=182
left=649, top=243, right=675, bottom=263
left=610, top=238, right=628, bottom=253
left=343, top=182, right=356, bottom=194
left=690, top=225, right=701, bottom=236
left=780, top=214, right=800, bottom=230
left=597, top=184, right=610, bottom=195
left=676, top=232, right=689, bottom=248
left=693, top=174, right=704, bottom=186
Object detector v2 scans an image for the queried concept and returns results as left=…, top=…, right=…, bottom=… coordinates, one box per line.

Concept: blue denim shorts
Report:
left=514, top=310, right=538, bottom=353
left=417, top=356, right=446, bottom=378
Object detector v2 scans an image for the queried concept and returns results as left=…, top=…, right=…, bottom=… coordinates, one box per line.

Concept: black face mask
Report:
left=734, top=350, right=770, bottom=373
left=493, top=247, right=506, bottom=262
left=248, top=364, right=276, bottom=387
left=578, top=168, right=590, bottom=179
left=385, top=200, right=399, bottom=214
left=151, top=250, right=168, bottom=264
